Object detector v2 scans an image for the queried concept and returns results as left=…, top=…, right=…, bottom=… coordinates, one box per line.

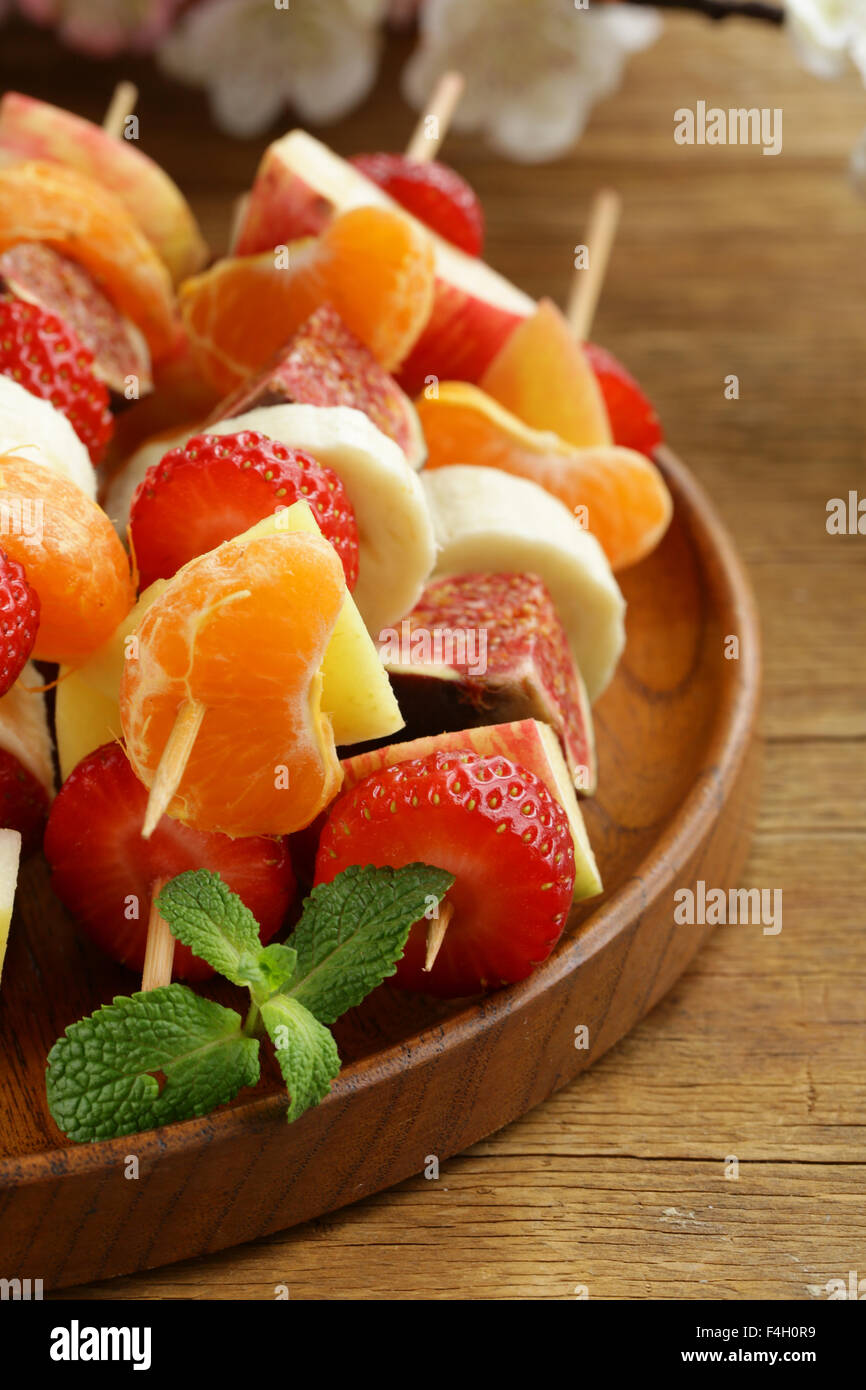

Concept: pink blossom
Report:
left=17, top=0, right=184, bottom=56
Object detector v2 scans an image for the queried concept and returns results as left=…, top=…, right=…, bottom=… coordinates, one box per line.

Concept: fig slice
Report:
left=0, top=242, right=152, bottom=396
left=376, top=571, right=597, bottom=795
left=207, top=305, right=425, bottom=469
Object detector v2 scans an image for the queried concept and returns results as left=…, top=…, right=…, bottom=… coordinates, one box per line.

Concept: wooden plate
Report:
left=0, top=445, right=761, bottom=1291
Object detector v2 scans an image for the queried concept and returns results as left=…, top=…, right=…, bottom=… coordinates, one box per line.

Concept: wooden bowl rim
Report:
left=1, top=445, right=760, bottom=1188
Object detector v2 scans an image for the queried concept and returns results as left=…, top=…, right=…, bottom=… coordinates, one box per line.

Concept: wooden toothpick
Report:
left=425, top=900, right=454, bottom=972
left=141, top=878, right=175, bottom=991
left=566, top=188, right=622, bottom=341
left=405, top=71, right=465, bottom=163
left=102, top=81, right=138, bottom=140
left=142, top=699, right=205, bottom=840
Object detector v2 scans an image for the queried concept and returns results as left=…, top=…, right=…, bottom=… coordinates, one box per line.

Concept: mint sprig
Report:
left=46, top=988, right=258, bottom=1144
left=46, top=863, right=453, bottom=1143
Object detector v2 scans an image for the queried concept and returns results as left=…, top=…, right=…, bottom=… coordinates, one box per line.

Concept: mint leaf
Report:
left=288, top=864, right=454, bottom=1024
left=236, top=943, right=298, bottom=1002
left=157, top=870, right=263, bottom=985
left=46, top=986, right=259, bottom=1142
left=261, top=995, right=340, bottom=1123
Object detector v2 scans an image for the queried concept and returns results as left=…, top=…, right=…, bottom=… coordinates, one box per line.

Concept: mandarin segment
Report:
left=0, top=162, right=176, bottom=360
left=0, top=453, right=134, bottom=664
left=119, top=529, right=346, bottom=838
left=417, top=383, right=672, bottom=571
left=179, top=205, right=436, bottom=395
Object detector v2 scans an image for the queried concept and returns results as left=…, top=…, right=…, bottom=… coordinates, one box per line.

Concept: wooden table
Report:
left=4, top=13, right=865, bottom=1301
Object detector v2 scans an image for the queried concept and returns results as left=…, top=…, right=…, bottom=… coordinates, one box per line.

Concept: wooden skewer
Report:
left=102, top=81, right=138, bottom=140
left=141, top=878, right=175, bottom=992
left=566, top=188, right=622, bottom=341
left=425, top=900, right=454, bottom=973
left=405, top=71, right=465, bottom=162
left=142, top=699, right=205, bottom=840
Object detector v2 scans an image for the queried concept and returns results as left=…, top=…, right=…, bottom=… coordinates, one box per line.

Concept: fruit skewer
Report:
left=404, top=71, right=465, bottom=163
left=566, top=187, right=622, bottom=342
left=137, top=71, right=468, bottom=844
left=102, top=81, right=138, bottom=141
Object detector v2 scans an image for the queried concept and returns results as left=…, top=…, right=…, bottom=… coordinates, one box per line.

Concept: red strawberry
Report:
left=128, top=430, right=360, bottom=593
left=584, top=342, right=663, bottom=456
left=44, top=742, right=295, bottom=981
left=0, top=297, right=113, bottom=463
left=0, top=747, right=49, bottom=858
left=0, top=549, right=39, bottom=697
left=351, top=152, right=484, bottom=256
left=315, top=749, right=575, bottom=998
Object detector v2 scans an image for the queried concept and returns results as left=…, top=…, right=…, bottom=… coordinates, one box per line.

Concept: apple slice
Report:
left=342, top=718, right=602, bottom=903
left=0, top=828, right=22, bottom=984
left=378, top=572, right=596, bottom=794
left=0, top=93, right=207, bottom=284
left=233, top=130, right=533, bottom=392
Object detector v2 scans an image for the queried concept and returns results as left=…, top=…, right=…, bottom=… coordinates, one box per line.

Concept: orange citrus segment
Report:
left=179, top=205, right=436, bottom=395
left=0, top=452, right=134, bottom=663
left=417, top=384, right=672, bottom=571
left=119, top=528, right=345, bottom=838
left=0, top=162, right=177, bottom=360
left=480, top=298, right=612, bottom=449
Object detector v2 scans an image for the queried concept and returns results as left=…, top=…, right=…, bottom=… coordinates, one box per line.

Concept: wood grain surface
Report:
left=1, top=12, right=863, bottom=1300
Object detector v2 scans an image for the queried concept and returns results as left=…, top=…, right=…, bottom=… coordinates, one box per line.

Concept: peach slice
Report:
left=417, top=383, right=672, bottom=572
left=0, top=93, right=208, bottom=284
left=480, top=298, right=612, bottom=449
left=232, top=130, right=533, bottom=394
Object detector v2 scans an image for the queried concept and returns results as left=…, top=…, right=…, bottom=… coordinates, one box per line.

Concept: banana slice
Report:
left=0, top=828, right=22, bottom=985
left=0, top=375, right=96, bottom=498
left=105, top=403, right=436, bottom=637
left=0, top=661, right=55, bottom=795
left=421, top=465, right=625, bottom=701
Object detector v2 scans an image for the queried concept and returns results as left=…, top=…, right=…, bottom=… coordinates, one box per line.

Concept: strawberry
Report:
left=351, top=152, right=484, bottom=256
left=0, top=746, right=49, bottom=858
left=0, top=297, right=113, bottom=463
left=584, top=341, right=663, bottom=456
left=44, top=742, right=295, bottom=981
left=0, top=549, right=39, bottom=697
left=128, top=429, right=360, bottom=592
left=315, top=749, right=575, bottom=997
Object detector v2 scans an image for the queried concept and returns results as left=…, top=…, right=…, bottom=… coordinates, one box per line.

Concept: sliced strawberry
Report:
left=315, top=749, right=575, bottom=998
left=0, top=549, right=39, bottom=697
left=44, top=742, right=295, bottom=981
left=0, top=745, right=49, bottom=859
left=128, top=429, right=360, bottom=592
left=351, top=152, right=484, bottom=256
left=584, top=341, right=663, bottom=456
left=0, top=295, right=113, bottom=463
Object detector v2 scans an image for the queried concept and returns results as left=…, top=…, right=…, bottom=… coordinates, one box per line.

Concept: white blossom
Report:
left=159, top=0, right=389, bottom=138
left=402, top=0, right=661, bottom=162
